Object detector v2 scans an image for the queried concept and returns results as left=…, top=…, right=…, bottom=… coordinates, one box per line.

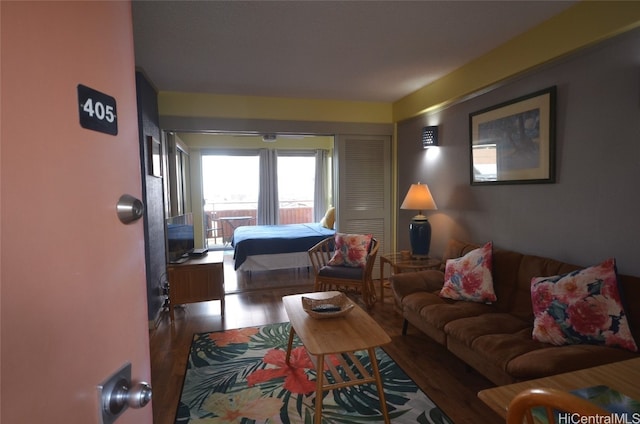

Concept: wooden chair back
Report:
left=308, top=236, right=335, bottom=274
left=506, top=387, right=609, bottom=424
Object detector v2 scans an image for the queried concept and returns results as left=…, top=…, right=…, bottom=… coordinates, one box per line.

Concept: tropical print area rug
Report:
left=175, top=322, right=452, bottom=423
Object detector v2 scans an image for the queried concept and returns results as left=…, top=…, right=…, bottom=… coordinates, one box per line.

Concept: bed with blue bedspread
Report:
left=231, top=223, right=335, bottom=271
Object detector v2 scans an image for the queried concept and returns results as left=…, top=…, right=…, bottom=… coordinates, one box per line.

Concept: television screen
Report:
left=166, top=213, right=195, bottom=263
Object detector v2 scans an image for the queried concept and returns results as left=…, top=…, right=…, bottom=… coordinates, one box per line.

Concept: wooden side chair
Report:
left=308, top=236, right=379, bottom=308
left=506, top=387, right=609, bottom=424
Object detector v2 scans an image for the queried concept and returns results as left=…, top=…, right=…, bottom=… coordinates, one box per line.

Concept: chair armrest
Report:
left=390, top=270, right=445, bottom=301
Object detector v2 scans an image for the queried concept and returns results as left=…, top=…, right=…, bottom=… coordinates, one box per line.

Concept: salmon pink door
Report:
left=1, top=2, right=152, bottom=423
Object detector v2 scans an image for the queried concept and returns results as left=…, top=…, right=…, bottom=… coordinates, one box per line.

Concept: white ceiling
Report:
left=132, top=1, right=576, bottom=103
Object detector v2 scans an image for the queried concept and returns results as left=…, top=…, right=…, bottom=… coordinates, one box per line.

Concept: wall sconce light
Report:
left=422, top=126, right=439, bottom=148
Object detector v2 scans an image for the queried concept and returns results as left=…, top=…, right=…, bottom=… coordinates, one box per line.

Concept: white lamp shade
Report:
left=400, top=183, right=437, bottom=212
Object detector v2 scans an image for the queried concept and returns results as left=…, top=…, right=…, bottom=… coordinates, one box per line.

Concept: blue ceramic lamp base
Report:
left=409, top=218, right=432, bottom=258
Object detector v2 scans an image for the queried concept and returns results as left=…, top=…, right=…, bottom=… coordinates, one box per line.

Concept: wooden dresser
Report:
left=167, top=251, right=224, bottom=320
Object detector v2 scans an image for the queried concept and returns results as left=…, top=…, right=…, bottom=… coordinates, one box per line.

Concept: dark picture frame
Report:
left=469, top=86, right=556, bottom=185
left=147, top=136, right=162, bottom=177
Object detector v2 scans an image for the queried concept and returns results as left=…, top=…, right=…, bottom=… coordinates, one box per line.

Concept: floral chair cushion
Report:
left=439, top=241, right=496, bottom=303
left=327, top=233, right=373, bottom=268
left=531, top=258, right=638, bottom=352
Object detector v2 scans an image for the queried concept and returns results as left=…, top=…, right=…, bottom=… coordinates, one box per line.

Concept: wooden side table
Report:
left=379, top=253, right=441, bottom=304
left=167, top=251, right=225, bottom=321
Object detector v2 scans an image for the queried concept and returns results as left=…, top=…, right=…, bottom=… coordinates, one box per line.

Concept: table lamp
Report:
left=400, top=183, right=437, bottom=258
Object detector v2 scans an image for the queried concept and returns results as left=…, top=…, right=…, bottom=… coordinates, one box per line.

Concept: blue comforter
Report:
left=232, top=223, right=335, bottom=270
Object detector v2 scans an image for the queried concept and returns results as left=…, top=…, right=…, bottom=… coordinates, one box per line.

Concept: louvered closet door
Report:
left=335, top=135, right=392, bottom=279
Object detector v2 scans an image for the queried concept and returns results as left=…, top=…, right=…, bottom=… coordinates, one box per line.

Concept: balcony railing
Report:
left=204, top=202, right=314, bottom=248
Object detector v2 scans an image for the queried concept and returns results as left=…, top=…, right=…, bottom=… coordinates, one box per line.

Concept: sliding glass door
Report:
left=202, top=153, right=260, bottom=248
left=277, top=153, right=316, bottom=224
left=202, top=149, right=330, bottom=249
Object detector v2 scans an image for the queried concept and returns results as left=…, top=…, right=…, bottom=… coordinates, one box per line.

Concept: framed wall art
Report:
left=469, top=86, right=556, bottom=185
left=147, top=136, right=162, bottom=177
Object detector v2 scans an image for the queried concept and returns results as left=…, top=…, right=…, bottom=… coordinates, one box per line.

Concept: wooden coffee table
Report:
left=282, top=292, right=392, bottom=424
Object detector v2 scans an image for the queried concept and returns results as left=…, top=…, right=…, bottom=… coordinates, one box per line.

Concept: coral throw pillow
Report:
left=440, top=241, right=496, bottom=303
left=327, top=233, right=373, bottom=268
left=531, top=258, right=637, bottom=352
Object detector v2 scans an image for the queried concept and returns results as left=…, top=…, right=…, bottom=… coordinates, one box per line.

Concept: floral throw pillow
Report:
left=327, top=233, right=373, bottom=268
left=439, top=241, right=496, bottom=303
left=531, top=258, right=638, bottom=352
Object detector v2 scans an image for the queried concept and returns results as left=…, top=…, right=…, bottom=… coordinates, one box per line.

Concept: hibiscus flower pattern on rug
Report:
left=176, top=322, right=452, bottom=423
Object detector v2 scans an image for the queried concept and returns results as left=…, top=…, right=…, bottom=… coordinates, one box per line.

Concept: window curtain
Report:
left=257, top=149, right=279, bottom=225
left=314, top=149, right=329, bottom=222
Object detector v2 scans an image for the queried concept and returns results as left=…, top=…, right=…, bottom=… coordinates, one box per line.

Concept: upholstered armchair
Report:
left=308, top=235, right=379, bottom=308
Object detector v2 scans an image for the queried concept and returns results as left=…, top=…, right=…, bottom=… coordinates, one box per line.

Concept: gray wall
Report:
left=397, top=28, right=640, bottom=277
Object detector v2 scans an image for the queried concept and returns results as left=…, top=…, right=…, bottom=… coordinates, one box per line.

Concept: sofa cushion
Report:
left=506, top=344, right=639, bottom=381
left=466, top=328, right=548, bottom=377
left=506, top=252, right=581, bottom=320
left=444, top=313, right=530, bottom=348
left=440, top=241, right=496, bottom=303
left=318, top=265, right=363, bottom=280
left=531, top=258, right=638, bottom=352
left=619, top=273, right=640, bottom=345
left=391, top=269, right=445, bottom=301
left=327, top=233, right=372, bottom=268
left=439, top=238, right=481, bottom=272
left=402, top=292, right=495, bottom=331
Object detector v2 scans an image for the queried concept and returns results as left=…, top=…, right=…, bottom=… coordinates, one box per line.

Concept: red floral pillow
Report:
left=531, top=258, right=637, bottom=352
left=439, top=241, right=496, bottom=303
left=327, top=233, right=373, bottom=268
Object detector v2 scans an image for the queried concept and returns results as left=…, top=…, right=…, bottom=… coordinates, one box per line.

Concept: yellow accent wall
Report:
left=393, top=1, right=640, bottom=121
left=158, top=1, right=640, bottom=126
left=179, top=132, right=334, bottom=150
left=159, top=92, right=392, bottom=123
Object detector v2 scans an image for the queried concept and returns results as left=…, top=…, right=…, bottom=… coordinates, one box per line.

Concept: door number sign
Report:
left=78, top=84, right=118, bottom=135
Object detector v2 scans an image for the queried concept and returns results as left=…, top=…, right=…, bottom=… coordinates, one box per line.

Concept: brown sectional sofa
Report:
left=390, top=239, right=640, bottom=386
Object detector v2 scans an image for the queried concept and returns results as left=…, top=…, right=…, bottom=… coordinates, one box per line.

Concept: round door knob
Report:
left=107, top=378, right=130, bottom=415
left=116, top=194, right=145, bottom=224
left=128, top=382, right=152, bottom=409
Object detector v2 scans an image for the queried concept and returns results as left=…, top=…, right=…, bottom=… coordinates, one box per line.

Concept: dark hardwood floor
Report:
left=149, top=257, right=503, bottom=424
